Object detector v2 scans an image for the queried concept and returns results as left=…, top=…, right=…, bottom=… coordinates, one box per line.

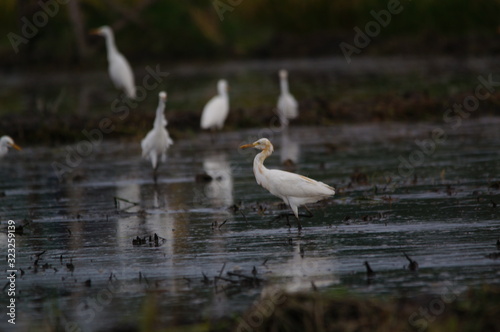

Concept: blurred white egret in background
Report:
left=90, top=25, right=136, bottom=99
left=240, top=138, right=334, bottom=230
left=277, top=70, right=298, bottom=128
left=141, top=91, right=173, bottom=176
left=200, top=79, right=229, bottom=135
left=0, top=136, right=21, bottom=158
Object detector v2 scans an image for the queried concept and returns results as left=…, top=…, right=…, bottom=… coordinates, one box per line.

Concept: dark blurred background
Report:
left=2, top=0, right=500, bottom=144
left=2, top=0, right=500, bottom=68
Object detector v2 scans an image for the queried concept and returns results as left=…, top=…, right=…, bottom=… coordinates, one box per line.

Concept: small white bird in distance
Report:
left=240, top=138, right=335, bottom=230
left=141, top=91, right=173, bottom=178
left=277, top=69, right=298, bottom=128
left=0, top=136, right=21, bottom=158
left=200, top=79, right=229, bottom=138
left=90, top=25, right=136, bottom=99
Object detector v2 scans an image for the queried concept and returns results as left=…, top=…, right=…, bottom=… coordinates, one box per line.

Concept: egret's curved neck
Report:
left=280, top=77, right=289, bottom=94
left=253, top=147, right=273, bottom=176
left=154, top=102, right=165, bottom=128
left=103, top=31, right=119, bottom=60
left=218, top=86, right=227, bottom=98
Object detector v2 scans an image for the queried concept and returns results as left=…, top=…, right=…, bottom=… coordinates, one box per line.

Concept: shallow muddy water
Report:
left=1, top=117, right=500, bottom=331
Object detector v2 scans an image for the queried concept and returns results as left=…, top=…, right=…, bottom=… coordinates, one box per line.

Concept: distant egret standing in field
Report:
left=240, top=138, right=334, bottom=230
left=141, top=91, right=173, bottom=178
left=0, top=136, right=21, bottom=158
left=90, top=25, right=136, bottom=99
left=200, top=79, right=229, bottom=138
left=277, top=70, right=298, bottom=128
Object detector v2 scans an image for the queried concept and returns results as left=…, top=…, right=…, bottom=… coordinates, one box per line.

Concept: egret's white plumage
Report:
left=141, top=91, right=173, bottom=171
left=91, top=25, right=136, bottom=99
left=200, top=79, right=229, bottom=131
left=0, top=136, right=21, bottom=158
left=277, top=70, right=298, bottom=128
left=240, top=138, right=334, bottom=229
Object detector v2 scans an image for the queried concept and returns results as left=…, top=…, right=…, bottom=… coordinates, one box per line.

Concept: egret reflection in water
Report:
left=280, top=130, right=300, bottom=168
left=115, top=181, right=142, bottom=248
left=200, top=151, right=234, bottom=209
left=277, top=240, right=338, bottom=292
left=0, top=119, right=499, bottom=330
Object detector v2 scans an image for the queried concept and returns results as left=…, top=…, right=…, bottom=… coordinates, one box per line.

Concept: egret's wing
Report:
left=165, top=130, right=174, bottom=146
left=141, top=130, right=155, bottom=157
left=201, top=96, right=229, bottom=129
left=141, top=129, right=172, bottom=162
left=263, top=169, right=334, bottom=198
left=109, top=53, right=135, bottom=98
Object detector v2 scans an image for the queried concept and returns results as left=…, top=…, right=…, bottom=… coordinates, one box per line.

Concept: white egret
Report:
left=141, top=91, right=173, bottom=176
left=277, top=69, right=298, bottom=128
left=90, top=25, right=136, bottom=99
left=200, top=79, right=229, bottom=134
left=0, top=136, right=21, bottom=158
left=240, top=138, right=334, bottom=230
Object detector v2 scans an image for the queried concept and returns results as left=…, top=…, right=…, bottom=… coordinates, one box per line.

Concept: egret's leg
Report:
left=272, top=203, right=307, bottom=229
left=152, top=157, right=159, bottom=184
left=304, top=205, right=313, bottom=218
left=150, top=153, right=158, bottom=171
left=291, top=205, right=302, bottom=230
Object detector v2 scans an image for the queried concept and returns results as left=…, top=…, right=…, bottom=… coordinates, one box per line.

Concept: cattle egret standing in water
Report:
left=277, top=70, right=298, bottom=128
left=240, top=138, right=334, bottom=230
left=141, top=91, right=173, bottom=178
left=200, top=79, right=229, bottom=137
left=90, top=25, right=136, bottom=99
left=0, top=136, right=21, bottom=158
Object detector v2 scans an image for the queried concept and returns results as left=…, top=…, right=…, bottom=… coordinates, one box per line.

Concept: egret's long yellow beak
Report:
left=9, top=143, right=21, bottom=151
left=89, top=29, right=100, bottom=35
left=239, top=142, right=256, bottom=149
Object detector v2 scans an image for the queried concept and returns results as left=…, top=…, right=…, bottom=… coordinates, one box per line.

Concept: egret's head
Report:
left=239, top=138, right=273, bottom=152
left=159, top=91, right=167, bottom=102
left=0, top=136, right=21, bottom=151
left=217, top=79, right=228, bottom=94
left=279, top=70, right=288, bottom=79
left=90, top=25, right=112, bottom=37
